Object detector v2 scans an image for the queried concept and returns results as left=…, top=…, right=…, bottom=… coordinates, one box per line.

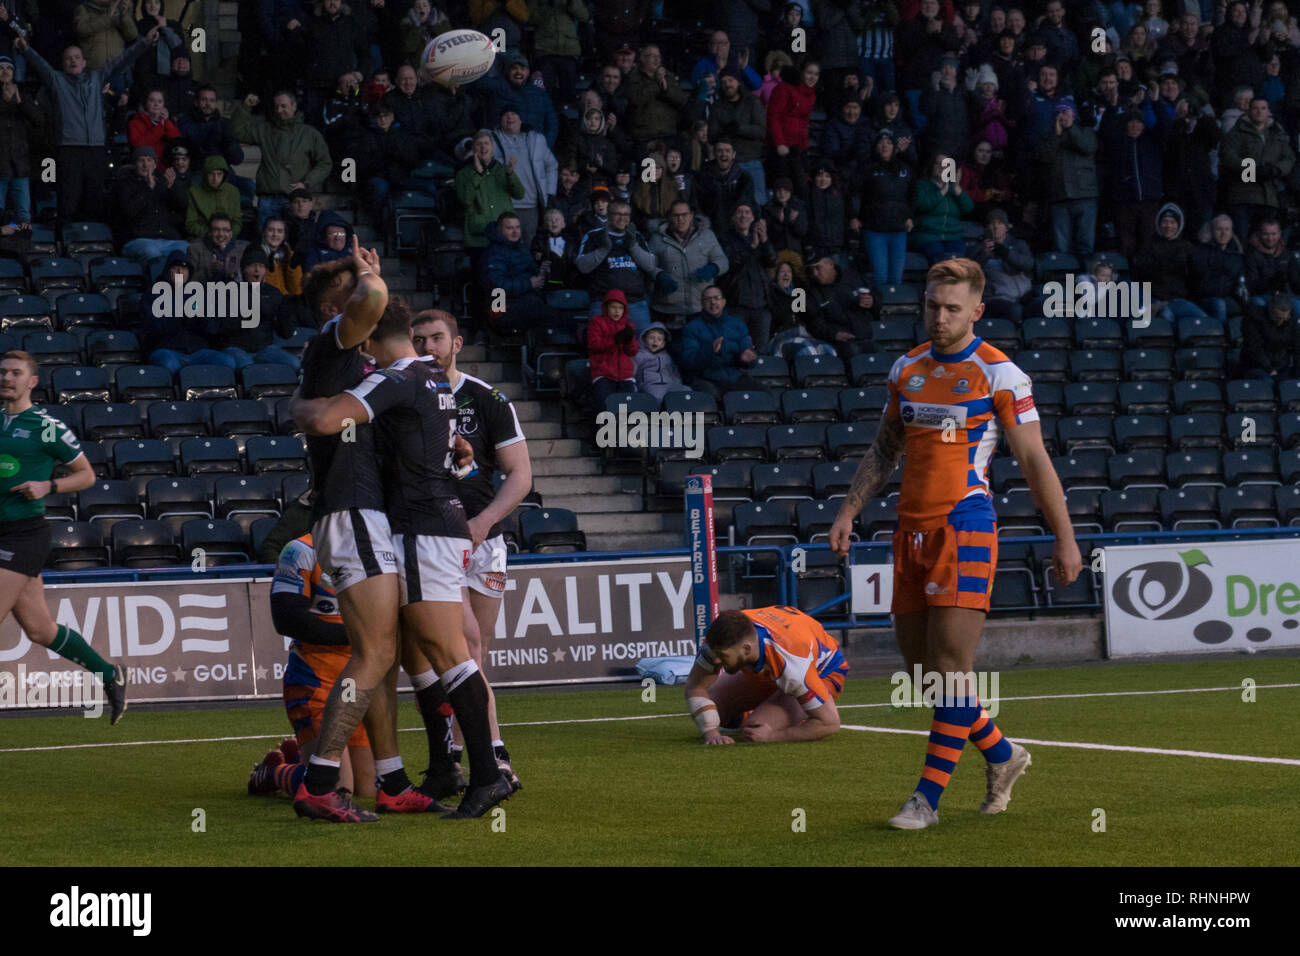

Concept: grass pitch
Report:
left=2, top=656, right=1298, bottom=867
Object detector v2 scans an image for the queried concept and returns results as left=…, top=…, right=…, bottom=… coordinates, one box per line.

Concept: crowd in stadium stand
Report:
left=4, top=3, right=1300, bottom=473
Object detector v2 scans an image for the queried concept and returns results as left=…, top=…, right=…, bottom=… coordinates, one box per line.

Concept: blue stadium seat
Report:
left=723, top=389, right=780, bottom=425
left=111, top=519, right=179, bottom=568
left=793, top=354, right=847, bottom=387
left=1118, top=380, right=1171, bottom=414
left=113, top=439, right=175, bottom=480
left=1222, top=448, right=1279, bottom=486
left=858, top=498, right=897, bottom=540
left=663, top=389, right=721, bottom=426
left=0, top=258, right=25, bottom=294
left=838, top=386, right=887, bottom=422
left=1069, top=349, right=1122, bottom=382
left=826, top=422, right=873, bottom=460
left=1168, top=413, right=1223, bottom=449
left=1074, top=317, right=1123, bottom=349
left=89, top=257, right=145, bottom=292
left=56, top=292, right=113, bottom=330
left=1122, top=347, right=1174, bottom=382
left=1172, top=380, right=1225, bottom=413
left=245, top=435, right=308, bottom=475
left=812, top=462, right=854, bottom=499
left=1224, top=411, right=1276, bottom=448
left=46, top=522, right=109, bottom=570
left=1063, top=382, right=1118, bottom=416
left=1225, top=378, right=1276, bottom=413
left=780, top=388, right=838, bottom=423
left=1276, top=486, right=1300, bottom=524
left=850, top=351, right=891, bottom=386
left=183, top=518, right=251, bottom=566
left=1022, top=316, right=1071, bottom=350
left=29, top=257, right=85, bottom=294
left=50, top=366, right=111, bottom=403
left=1165, top=449, right=1225, bottom=488
left=1057, top=417, right=1114, bottom=455
left=707, top=425, right=767, bottom=462
left=180, top=437, right=242, bottom=476
left=1107, top=450, right=1166, bottom=489
left=751, top=462, right=815, bottom=501
left=519, top=508, right=586, bottom=553
left=179, top=365, right=238, bottom=401
left=0, top=293, right=54, bottom=332
left=766, top=423, right=827, bottom=461
left=1159, top=486, right=1221, bottom=531
left=1100, top=487, right=1163, bottom=532
left=23, top=331, right=82, bottom=366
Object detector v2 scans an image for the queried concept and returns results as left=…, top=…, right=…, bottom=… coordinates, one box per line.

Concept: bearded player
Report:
left=684, top=606, right=848, bottom=744
left=828, top=259, right=1082, bottom=830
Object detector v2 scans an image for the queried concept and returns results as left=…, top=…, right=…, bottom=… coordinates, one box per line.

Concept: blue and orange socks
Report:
left=969, top=698, right=1013, bottom=764
left=915, top=696, right=980, bottom=810
left=273, top=762, right=306, bottom=796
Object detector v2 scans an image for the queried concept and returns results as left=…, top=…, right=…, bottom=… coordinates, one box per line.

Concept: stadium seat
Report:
left=1177, top=315, right=1226, bottom=348
left=655, top=461, right=694, bottom=499
left=81, top=403, right=143, bottom=440
left=115, top=365, right=173, bottom=402
left=1118, top=380, right=1171, bottom=414
left=1225, top=379, right=1276, bottom=413
left=273, top=397, right=301, bottom=436
left=1280, top=448, right=1300, bottom=484
left=529, top=323, right=583, bottom=392
left=1032, top=381, right=1065, bottom=417
left=1032, top=540, right=1096, bottom=607
left=1057, top=417, right=1114, bottom=454
left=210, top=399, right=274, bottom=443
left=1107, top=450, right=1166, bottom=489
left=1100, top=487, right=1163, bottom=532
left=812, top=462, right=854, bottom=499
left=1125, top=314, right=1176, bottom=349
left=1122, top=347, right=1174, bottom=382
left=1224, top=412, right=1276, bottom=449
left=732, top=501, right=799, bottom=553
left=1168, top=413, right=1223, bottom=449
left=239, top=363, right=297, bottom=400
left=793, top=550, right=847, bottom=616
left=1068, top=349, right=1122, bottom=382
left=23, top=331, right=81, bottom=366
left=662, top=389, right=721, bottom=426
left=77, top=480, right=144, bottom=534
left=1172, top=380, right=1225, bottom=414
left=392, top=191, right=440, bottom=252
left=41, top=488, right=77, bottom=521
left=1022, top=316, right=1071, bottom=350
left=706, top=425, right=767, bottom=462
left=1034, top=251, right=1080, bottom=284
left=780, top=388, right=839, bottom=423
left=61, top=221, right=114, bottom=256
left=1279, top=379, right=1300, bottom=412
left=1113, top=414, right=1169, bottom=452
left=751, top=462, right=815, bottom=501
left=826, top=422, right=873, bottom=460
left=1064, top=487, right=1104, bottom=536
left=850, top=352, right=892, bottom=386
left=978, top=317, right=1019, bottom=352
left=1276, top=485, right=1300, bottom=525
left=1159, top=486, right=1222, bottom=531
left=1282, top=412, right=1300, bottom=448
left=183, top=519, right=251, bottom=566
left=0, top=293, right=54, bottom=332
left=113, top=439, right=175, bottom=480
left=858, top=498, right=897, bottom=540
left=1218, top=486, right=1280, bottom=528
left=1013, top=349, right=1068, bottom=383
left=877, top=284, right=922, bottom=317
left=29, top=257, right=85, bottom=294
left=78, top=440, right=109, bottom=478
left=46, top=522, right=109, bottom=571
left=902, top=252, right=930, bottom=283
left=1174, top=347, right=1225, bottom=380
left=1063, top=382, right=1118, bottom=416
left=215, top=475, right=281, bottom=534
left=767, top=423, right=827, bottom=461
left=690, top=461, right=754, bottom=528
left=25, top=224, right=56, bottom=257
left=274, top=326, right=318, bottom=357
left=85, top=329, right=141, bottom=367
left=146, top=477, right=214, bottom=535
left=180, top=437, right=242, bottom=476
left=50, top=365, right=111, bottom=403
left=991, top=540, right=1038, bottom=610
left=38, top=402, right=80, bottom=435
left=747, top=355, right=792, bottom=389
left=838, top=386, right=888, bottom=422
left=148, top=401, right=208, bottom=444
left=793, top=354, right=847, bottom=387
left=723, top=389, right=780, bottom=425
left=1165, top=449, right=1225, bottom=488
left=1051, top=451, right=1109, bottom=491
left=111, top=519, right=180, bottom=568
left=990, top=457, right=1027, bottom=495
left=245, top=435, right=307, bottom=475
left=0, top=258, right=25, bottom=294
left=795, top=500, right=840, bottom=542
left=57, top=292, right=114, bottom=331
left=179, top=365, right=238, bottom=401
left=519, top=508, right=586, bottom=553
left=249, top=516, right=280, bottom=559
left=1074, top=317, right=1123, bottom=349
left=278, top=471, right=310, bottom=507
left=994, top=494, right=1046, bottom=536
left=869, top=318, right=915, bottom=353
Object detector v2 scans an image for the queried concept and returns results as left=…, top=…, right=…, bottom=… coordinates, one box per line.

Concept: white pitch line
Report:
left=837, top=682, right=1300, bottom=710
left=1, top=681, right=1298, bottom=756
left=840, top=725, right=1300, bottom=766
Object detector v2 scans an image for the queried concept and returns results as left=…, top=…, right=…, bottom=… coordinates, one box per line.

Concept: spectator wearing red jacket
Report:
left=766, top=62, right=819, bottom=199
left=127, top=88, right=181, bottom=166
left=588, top=288, right=640, bottom=410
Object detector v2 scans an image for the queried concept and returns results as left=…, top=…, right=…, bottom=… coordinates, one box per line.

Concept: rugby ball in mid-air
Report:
left=421, top=30, right=496, bottom=87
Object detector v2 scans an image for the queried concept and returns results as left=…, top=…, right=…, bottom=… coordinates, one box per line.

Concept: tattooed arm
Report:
left=829, top=414, right=906, bottom=558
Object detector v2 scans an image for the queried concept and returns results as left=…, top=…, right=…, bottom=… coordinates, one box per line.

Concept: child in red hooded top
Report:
left=588, top=288, right=640, bottom=410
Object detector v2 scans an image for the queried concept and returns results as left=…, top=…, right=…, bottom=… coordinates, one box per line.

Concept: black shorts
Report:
left=0, top=516, right=52, bottom=578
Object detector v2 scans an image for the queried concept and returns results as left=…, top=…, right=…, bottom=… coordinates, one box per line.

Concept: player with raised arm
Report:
left=286, top=242, right=407, bottom=823
left=684, top=607, right=848, bottom=745
left=828, top=259, right=1082, bottom=830
left=248, top=532, right=375, bottom=803
left=293, top=302, right=513, bottom=819
left=406, top=310, right=531, bottom=795
left=0, top=352, right=123, bottom=722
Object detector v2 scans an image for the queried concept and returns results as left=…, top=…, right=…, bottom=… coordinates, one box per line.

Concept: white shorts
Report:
left=312, top=509, right=398, bottom=594
left=394, top=532, right=472, bottom=606
left=462, top=534, right=508, bottom=598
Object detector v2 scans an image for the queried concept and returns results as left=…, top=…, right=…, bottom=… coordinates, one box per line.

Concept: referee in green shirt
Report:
left=0, top=351, right=127, bottom=723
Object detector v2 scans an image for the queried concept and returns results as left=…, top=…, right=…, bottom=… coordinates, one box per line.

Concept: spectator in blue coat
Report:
left=481, top=211, right=560, bottom=330
left=692, top=30, right=762, bottom=91
left=475, top=52, right=559, bottom=149
left=678, top=285, right=759, bottom=397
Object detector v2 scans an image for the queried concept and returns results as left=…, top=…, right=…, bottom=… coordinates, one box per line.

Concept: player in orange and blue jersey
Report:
left=247, top=533, right=375, bottom=802
left=683, top=607, right=848, bottom=744
left=829, top=258, right=1082, bottom=830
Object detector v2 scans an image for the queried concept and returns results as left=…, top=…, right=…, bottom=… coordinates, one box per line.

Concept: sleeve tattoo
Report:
left=841, top=416, right=905, bottom=514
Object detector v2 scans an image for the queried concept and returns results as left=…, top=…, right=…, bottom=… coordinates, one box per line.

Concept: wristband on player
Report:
left=688, top=696, right=720, bottom=736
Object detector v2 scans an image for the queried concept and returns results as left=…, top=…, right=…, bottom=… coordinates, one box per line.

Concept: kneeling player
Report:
left=684, top=607, right=848, bottom=744
left=248, top=533, right=375, bottom=800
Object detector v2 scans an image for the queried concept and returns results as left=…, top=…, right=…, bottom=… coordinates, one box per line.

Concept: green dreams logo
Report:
left=0, top=454, right=19, bottom=479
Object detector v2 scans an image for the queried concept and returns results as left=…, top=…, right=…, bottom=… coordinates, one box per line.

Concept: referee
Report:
left=0, top=351, right=126, bottom=722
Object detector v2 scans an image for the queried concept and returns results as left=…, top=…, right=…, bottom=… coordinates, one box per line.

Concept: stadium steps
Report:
left=586, top=531, right=683, bottom=551
left=531, top=457, right=601, bottom=476
left=533, top=475, right=642, bottom=497
left=580, top=512, right=681, bottom=534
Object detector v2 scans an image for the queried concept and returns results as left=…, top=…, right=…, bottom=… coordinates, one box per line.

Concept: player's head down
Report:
left=704, top=610, right=759, bottom=674
left=303, top=258, right=358, bottom=326
left=923, top=258, right=986, bottom=353
left=411, top=309, right=462, bottom=371
left=0, top=351, right=38, bottom=405
left=362, top=296, right=416, bottom=366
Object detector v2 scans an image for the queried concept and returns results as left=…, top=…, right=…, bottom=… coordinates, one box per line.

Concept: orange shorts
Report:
left=891, top=524, right=998, bottom=615
left=283, top=644, right=370, bottom=749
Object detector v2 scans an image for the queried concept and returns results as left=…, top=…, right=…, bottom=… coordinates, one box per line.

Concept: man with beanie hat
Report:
left=221, top=245, right=299, bottom=370
left=117, top=144, right=189, bottom=264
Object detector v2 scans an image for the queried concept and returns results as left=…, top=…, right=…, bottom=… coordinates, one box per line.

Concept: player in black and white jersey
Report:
left=407, top=310, right=533, bottom=793
left=294, top=300, right=512, bottom=819
left=286, top=243, right=398, bottom=824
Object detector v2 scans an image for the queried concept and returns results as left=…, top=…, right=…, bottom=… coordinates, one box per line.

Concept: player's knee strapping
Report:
left=917, top=696, right=980, bottom=810
left=968, top=698, right=1013, bottom=763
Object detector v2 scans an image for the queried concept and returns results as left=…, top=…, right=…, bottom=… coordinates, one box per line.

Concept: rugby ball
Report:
left=421, top=30, right=497, bottom=88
